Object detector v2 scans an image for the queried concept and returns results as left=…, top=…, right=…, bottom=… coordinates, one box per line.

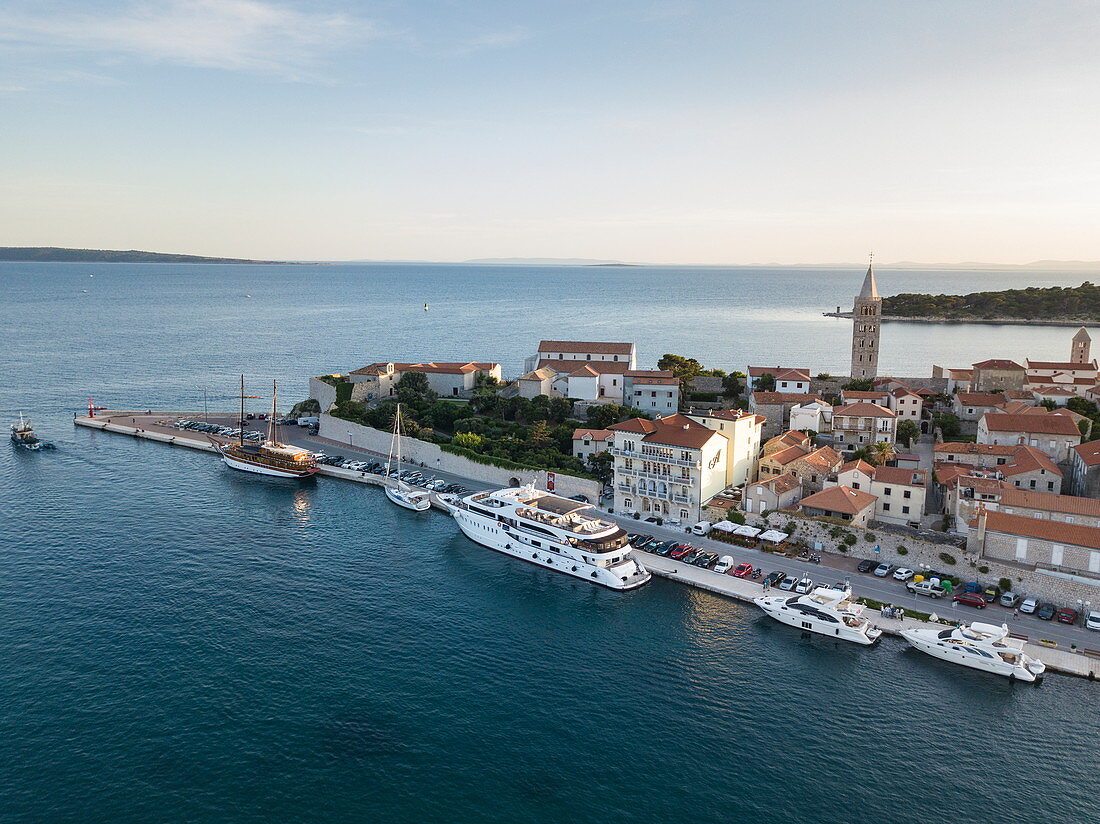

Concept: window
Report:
left=903, top=490, right=911, bottom=499
left=1048, top=481, right=1055, bottom=491
left=902, top=506, right=910, bottom=514
left=883, top=487, right=892, bottom=496
left=883, top=503, right=891, bottom=511
left=852, top=482, right=860, bottom=489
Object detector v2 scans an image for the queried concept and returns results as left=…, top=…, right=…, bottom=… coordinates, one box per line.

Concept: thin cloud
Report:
left=451, top=26, right=531, bottom=55
left=0, top=0, right=376, bottom=79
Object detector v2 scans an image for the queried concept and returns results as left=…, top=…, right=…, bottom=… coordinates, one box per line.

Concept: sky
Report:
left=1, top=0, right=1099, bottom=264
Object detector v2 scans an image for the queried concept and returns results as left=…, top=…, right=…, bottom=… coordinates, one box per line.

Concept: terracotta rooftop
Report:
left=518, top=367, right=558, bottom=381
left=838, top=459, right=875, bottom=475
left=999, top=487, right=1100, bottom=518
left=773, top=368, right=811, bottom=382
left=752, top=391, right=822, bottom=405
left=870, top=465, right=927, bottom=486
left=975, top=509, right=1100, bottom=551
left=538, top=340, right=633, bottom=355
left=972, top=359, right=1025, bottom=371
left=626, top=369, right=679, bottom=385
left=748, top=366, right=809, bottom=378
left=833, top=401, right=896, bottom=418
left=800, top=485, right=877, bottom=516
left=955, top=392, right=1008, bottom=407
left=351, top=361, right=498, bottom=376
left=841, top=390, right=891, bottom=401
left=572, top=428, right=614, bottom=441
left=568, top=364, right=600, bottom=378
left=766, top=444, right=812, bottom=465
left=766, top=430, right=811, bottom=449
left=748, top=472, right=801, bottom=495
left=1026, top=359, right=1097, bottom=371
left=1073, top=439, right=1100, bottom=467
left=980, top=412, right=1080, bottom=436
left=608, top=413, right=719, bottom=450
left=537, top=358, right=631, bottom=375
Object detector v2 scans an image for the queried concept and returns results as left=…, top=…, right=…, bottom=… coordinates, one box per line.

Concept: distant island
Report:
left=0, top=247, right=287, bottom=264
left=462, top=257, right=631, bottom=266
left=827, top=281, right=1100, bottom=325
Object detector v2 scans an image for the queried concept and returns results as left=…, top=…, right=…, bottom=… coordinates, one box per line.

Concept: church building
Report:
left=850, top=258, right=882, bottom=380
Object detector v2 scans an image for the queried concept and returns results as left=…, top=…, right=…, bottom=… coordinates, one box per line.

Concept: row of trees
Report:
left=657, top=353, right=744, bottom=397
left=883, top=281, right=1100, bottom=321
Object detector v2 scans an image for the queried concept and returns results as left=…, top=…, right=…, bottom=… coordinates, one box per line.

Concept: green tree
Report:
left=547, top=396, right=573, bottom=424
left=753, top=372, right=776, bottom=392
left=896, top=419, right=919, bottom=448
left=933, top=412, right=961, bottom=439
left=869, top=441, right=897, bottom=466
left=841, top=378, right=873, bottom=391
left=452, top=431, right=484, bottom=450
left=395, top=371, right=437, bottom=415
left=722, top=371, right=745, bottom=397
left=1039, top=399, right=1058, bottom=411
left=725, top=510, right=746, bottom=525
left=586, top=403, right=623, bottom=429
left=527, top=420, right=552, bottom=449
left=586, top=451, right=614, bottom=484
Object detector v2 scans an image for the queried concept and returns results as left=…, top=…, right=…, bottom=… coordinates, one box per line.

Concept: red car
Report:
left=953, top=592, right=986, bottom=609
left=732, top=563, right=754, bottom=579
left=1055, top=607, right=1080, bottom=624
left=669, top=544, right=694, bottom=560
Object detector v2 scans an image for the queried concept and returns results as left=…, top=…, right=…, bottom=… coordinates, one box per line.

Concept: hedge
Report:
left=439, top=443, right=597, bottom=480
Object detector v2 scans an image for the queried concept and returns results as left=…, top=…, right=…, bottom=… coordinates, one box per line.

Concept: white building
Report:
left=831, top=402, right=897, bottom=450
left=572, top=428, right=614, bottom=461
left=609, top=414, right=729, bottom=524
left=623, top=370, right=680, bottom=413
left=523, top=340, right=636, bottom=404
left=747, top=366, right=810, bottom=393
left=685, top=409, right=766, bottom=488
left=833, top=460, right=927, bottom=527
left=348, top=361, right=502, bottom=402
left=789, top=400, right=833, bottom=434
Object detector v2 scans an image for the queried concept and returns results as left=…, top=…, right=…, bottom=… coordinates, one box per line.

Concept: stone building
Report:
left=976, top=411, right=1081, bottom=463
left=832, top=460, right=927, bottom=527
left=757, top=442, right=842, bottom=493
left=970, top=359, right=1027, bottom=392
left=831, top=401, right=897, bottom=449
left=748, top=391, right=822, bottom=438
left=571, top=428, right=614, bottom=461
left=799, top=485, right=877, bottom=527
left=1072, top=326, right=1092, bottom=364
left=934, top=442, right=1063, bottom=494
left=968, top=508, right=1100, bottom=578
left=850, top=259, right=882, bottom=381
left=1071, top=440, right=1100, bottom=498
left=348, top=361, right=502, bottom=403
left=742, top=473, right=803, bottom=514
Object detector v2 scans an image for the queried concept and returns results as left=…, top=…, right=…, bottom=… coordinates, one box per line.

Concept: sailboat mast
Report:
left=269, top=379, right=278, bottom=444
left=239, top=375, right=245, bottom=447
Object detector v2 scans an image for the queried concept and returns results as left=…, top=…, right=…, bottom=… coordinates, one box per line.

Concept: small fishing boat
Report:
left=10, top=413, right=55, bottom=450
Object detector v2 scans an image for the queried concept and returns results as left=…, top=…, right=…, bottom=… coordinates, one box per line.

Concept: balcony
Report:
left=671, top=493, right=691, bottom=505
left=609, top=447, right=700, bottom=468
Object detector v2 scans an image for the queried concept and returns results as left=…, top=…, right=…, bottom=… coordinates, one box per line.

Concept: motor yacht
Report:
left=451, top=484, right=650, bottom=590
left=754, top=586, right=883, bottom=645
left=900, top=621, right=1045, bottom=681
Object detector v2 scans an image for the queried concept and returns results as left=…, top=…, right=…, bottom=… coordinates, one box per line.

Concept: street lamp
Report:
left=347, top=430, right=354, bottom=449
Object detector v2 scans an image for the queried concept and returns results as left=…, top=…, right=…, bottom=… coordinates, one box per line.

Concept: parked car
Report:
left=656, top=542, right=679, bottom=557
left=999, top=591, right=1020, bottom=608
left=1037, top=603, right=1057, bottom=621
left=694, top=552, right=720, bottom=569
left=1055, top=607, right=1079, bottom=624
left=681, top=549, right=705, bottom=565
left=1019, top=597, right=1039, bottom=614
left=963, top=581, right=982, bottom=594
left=794, top=577, right=814, bottom=594
left=691, top=521, right=713, bottom=536
left=1086, top=611, right=1100, bottom=631
left=873, top=563, right=892, bottom=577
left=669, top=544, right=694, bottom=560
left=763, top=571, right=786, bottom=587
left=907, top=580, right=947, bottom=599
left=892, top=568, right=914, bottom=581
left=732, top=563, right=754, bottom=579
left=778, top=576, right=798, bottom=591
left=714, top=556, right=735, bottom=574
left=857, top=559, right=877, bottom=573
left=981, top=586, right=1001, bottom=604
left=953, top=592, right=987, bottom=609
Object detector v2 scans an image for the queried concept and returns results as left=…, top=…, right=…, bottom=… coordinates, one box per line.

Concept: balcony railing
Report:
left=609, top=447, right=700, bottom=468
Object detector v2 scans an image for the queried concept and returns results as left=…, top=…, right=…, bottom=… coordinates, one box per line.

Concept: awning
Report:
left=711, top=521, right=737, bottom=533
left=733, top=525, right=761, bottom=537
left=758, top=529, right=789, bottom=543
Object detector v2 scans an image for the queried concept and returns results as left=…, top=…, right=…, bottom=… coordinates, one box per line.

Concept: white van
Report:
left=691, top=521, right=713, bottom=536
left=297, top=416, right=319, bottom=427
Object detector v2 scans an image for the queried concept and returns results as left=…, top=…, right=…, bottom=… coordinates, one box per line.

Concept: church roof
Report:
left=858, top=262, right=880, bottom=300
left=1074, top=327, right=1091, bottom=341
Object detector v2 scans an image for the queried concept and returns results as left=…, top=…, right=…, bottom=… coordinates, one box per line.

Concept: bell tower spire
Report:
left=850, top=254, right=882, bottom=380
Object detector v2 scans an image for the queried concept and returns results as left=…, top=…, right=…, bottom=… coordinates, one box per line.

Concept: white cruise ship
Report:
left=754, top=586, right=882, bottom=645
left=452, top=485, right=650, bottom=590
left=901, top=622, right=1046, bottom=681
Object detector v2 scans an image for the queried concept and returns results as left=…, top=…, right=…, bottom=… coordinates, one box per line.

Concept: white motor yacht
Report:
left=754, top=586, right=883, bottom=645
left=900, top=622, right=1045, bottom=681
left=451, top=484, right=650, bottom=590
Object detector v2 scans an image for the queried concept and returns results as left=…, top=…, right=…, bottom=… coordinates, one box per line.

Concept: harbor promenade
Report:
left=75, top=410, right=1100, bottom=679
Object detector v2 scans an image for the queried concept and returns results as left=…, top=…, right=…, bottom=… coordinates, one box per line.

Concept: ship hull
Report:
left=220, top=449, right=317, bottom=478
left=900, top=629, right=1043, bottom=681
left=754, top=595, right=881, bottom=645
left=385, top=485, right=431, bottom=511
left=453, top=508, right=650, bottom=591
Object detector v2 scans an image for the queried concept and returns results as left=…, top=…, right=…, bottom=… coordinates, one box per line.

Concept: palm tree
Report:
left=869, top=441, right=897, bottom=466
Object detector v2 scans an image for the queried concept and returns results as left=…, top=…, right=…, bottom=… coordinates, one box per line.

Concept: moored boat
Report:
left=451, top=484, right=650, bottom=590
left=754, top=586, right=882, bottom=645
left=217, top=377, right=317, bottom=479
left=900, top=621, right=1045, bottom=681
left=383, top=403, right=430, bottom=511
left=10, top=413, right=55, bottom=450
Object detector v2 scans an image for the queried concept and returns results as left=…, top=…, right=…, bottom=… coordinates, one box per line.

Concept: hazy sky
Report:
left=1, top=0, right=1098, bottom=263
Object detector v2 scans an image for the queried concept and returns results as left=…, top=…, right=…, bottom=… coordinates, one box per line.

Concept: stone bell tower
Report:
left=1071, top=327, right=1091, bottom=364
left=850, top=255, right=882, bottom=380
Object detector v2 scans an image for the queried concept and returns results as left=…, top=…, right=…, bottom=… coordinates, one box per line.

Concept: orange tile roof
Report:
left=802, top=446, right=842, bottom=472
left=871, top=465, right=927, bottom=486
left=1000, top=445, right=1062, bottom=477
left=975, top=510, right=1100, bottom=551
left=608, top=413, right=719, bottom=450
left=936, top=442, right=1020, bottom=455
left=748, top=366, right=809, bottom=378
left=538, top=340, right=633, bottom=355
left=766, top=430, right=811, bottom=449
left=1025, top=359, right=1096, bottom=370
left=748, top=472, right=802, bottom=495
left=766, top=445, right=811, bottom=465
left=537, top=358, right=631, bottom=375
left=568, top=364, right=600, bottom=378
left=955, top=392, right=1008, bottom=407
left=980, top=412, right=1080, bottom=436
left=972, top=359, right=1025, bottom=370
left=833, top=401, right=896, bottom=418
left=999, top=487, right=1100, bottom=517
left=841, top=390, right=891, bottom=401
left=800, top=485, right=877, bottom=515
left=839, top=459, right=875, bottom=475
left=572, top=428, right=614, bottom=441
left=1073, top=439, right=1100, bottom=467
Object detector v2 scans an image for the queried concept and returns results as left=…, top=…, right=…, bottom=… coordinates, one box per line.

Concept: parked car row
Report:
left=316, top=458, right=472, bottom=495
left=175, top=420, right=263, bottom=441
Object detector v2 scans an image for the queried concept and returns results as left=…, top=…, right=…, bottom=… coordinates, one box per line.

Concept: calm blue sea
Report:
left=1, top=262, right=1098, bottom=822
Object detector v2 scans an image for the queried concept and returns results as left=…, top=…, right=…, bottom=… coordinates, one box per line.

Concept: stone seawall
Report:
left=308, top=378, right=338, bottom=413
left=318, top=413, right=601, bottom=501
left=750, top=511, right=1100, bottom=605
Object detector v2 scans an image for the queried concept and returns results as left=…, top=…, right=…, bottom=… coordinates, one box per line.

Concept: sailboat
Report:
left=217, top=376, right=317, bottom=478
left=384, top=404, right=431, bottom=511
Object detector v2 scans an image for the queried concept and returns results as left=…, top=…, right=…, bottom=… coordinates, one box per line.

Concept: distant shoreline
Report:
left=823, top=311, right=1095, bottom=327
left=0, top=247, right=294, bottom=264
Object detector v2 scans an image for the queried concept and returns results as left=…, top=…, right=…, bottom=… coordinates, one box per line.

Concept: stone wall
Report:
left=318, top=413, right=601, bottom=501
left=308, top=377, right=338, bottom=413
left=746, top=510, right=1100, bottom=604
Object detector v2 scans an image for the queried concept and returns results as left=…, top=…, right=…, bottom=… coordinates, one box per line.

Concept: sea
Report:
left=1, top=262, right=1098, bottom=823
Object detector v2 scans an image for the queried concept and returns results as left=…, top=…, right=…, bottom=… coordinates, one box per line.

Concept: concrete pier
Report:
left=75, top=410, right=1100, bottom=680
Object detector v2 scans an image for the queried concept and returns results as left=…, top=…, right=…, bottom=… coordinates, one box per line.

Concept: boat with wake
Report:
left=755, top=585, right=882, bottom=645
left=451, top=484, right=650, bottom=590
left=10, top=413, right=55, bottom=450
left=900, top=621, right=1045, bottom=681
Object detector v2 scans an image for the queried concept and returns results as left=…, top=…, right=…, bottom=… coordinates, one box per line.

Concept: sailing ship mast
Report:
left=268, top=379, right=279, bottom=445
left=239, top=375, right=246, bottom=448
left=386, top=403, right=403, bottom=480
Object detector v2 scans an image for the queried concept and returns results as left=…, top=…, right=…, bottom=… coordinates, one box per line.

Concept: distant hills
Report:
left=883, top=281, right=1100, bottom=322
left=0, top=247, right=286, bottom=264
left=462, top=257, right=631, bottom=266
